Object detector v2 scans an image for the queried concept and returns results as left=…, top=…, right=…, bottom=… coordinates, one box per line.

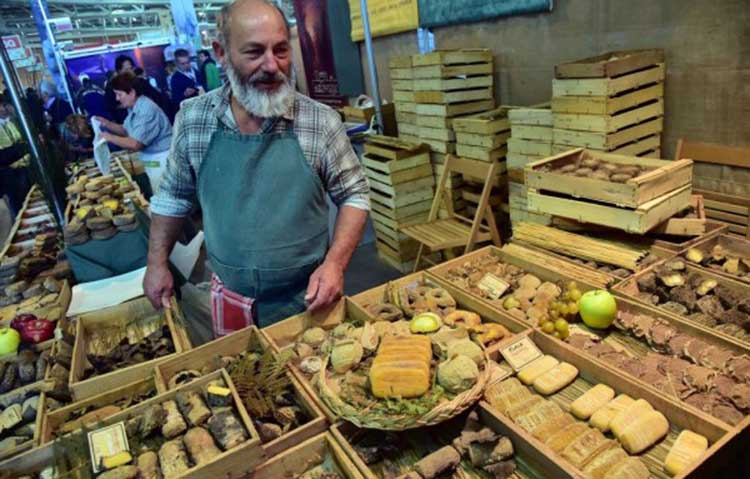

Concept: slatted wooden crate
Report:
left=552, top=49, right=665, bottom=157
left=364, top=136, right=435, bottom=270
left=389, top=55, right=418, bottom=141
left=452, top=107, right=510, bottom=164
left=507, top=106, right=554, bottom=181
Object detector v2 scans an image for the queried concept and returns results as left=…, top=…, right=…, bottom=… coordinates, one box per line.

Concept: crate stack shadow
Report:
left=551, top=49, right=665, bottom=158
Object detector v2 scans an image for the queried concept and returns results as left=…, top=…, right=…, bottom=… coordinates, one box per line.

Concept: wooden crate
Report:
left=416, top=98, right=495, bottom=117
left=388, top=55, right=412, bottom=69
left=553, top=99, right=663, bottom=133
left=349, top=271, right=531, bottom=337
left=414, top=87, right=493, bottom=104
left=511, top=124, right=554, bottom=142
left=501, top=329, right=736, bottom=479
left=153, top=325, right=328, bottom=459
left=555, top=48, right=665, bottom=79
left=412, top=49, right=493, bottom=67
left=614, top=262, right=750, bottom=348
left=524, top=148, right=692, bottom=208
left=526, top=183, right=692, bottom=234
left=675, top=233, right=750, bottom=284
left=254, top=432, right=365, bottom=479
left=697, top=190, right=750, bottom=239
left=456, top=143, right=507, bottom=162
left=553, top=62, right=665, bottom=97
left=0, top=393, right=45, bottom=462
left=41, top=376, right=157, bottom=443
left=394, top=101, right=416, bottom=114
left=651, top=220, right=728, bottom=253
left=68, top=296, right=192, bottom=400
left=554, top=117, right=663, bottom=151
left=455, top=130, right=511, bottom=149
left=650, top=194, right=706, bottom=236
left=413, top=75, right=493, bottom=92
left=413, top=61, right=493, bottom=79
left=508, top=106, right=553, bottom=126
left=0, top=279, right=71, bottom=325
left=553, top=83, right=664, bottom=115
left=418, top=137, right=456, bottom=154
left=331, top=403, right=580, bottom=479
left=36, top=370, right=264, bottom=478
left=508, top=138, right=554, bottom=156
left=452, top=106, right=511, bottom=134
left=610, top=134, right=662, bottom=157
left=417, top=125, right=456, bottom=142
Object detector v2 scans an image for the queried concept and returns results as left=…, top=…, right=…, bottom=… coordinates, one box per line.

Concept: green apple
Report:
left=579, top=290, right=617, bottom=329
left=0, top=327, right=21, bottom=355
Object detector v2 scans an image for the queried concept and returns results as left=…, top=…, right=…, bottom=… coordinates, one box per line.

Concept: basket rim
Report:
left=317, top=344, right=490, bottom=431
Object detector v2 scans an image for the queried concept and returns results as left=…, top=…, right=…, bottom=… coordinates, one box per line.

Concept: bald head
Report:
left=217, top=0, right=289, bottom=49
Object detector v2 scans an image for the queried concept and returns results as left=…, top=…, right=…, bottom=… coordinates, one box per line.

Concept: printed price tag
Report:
left=477, top=273, right=510, bottom=300
left=500, top=336, right=543, bottom=371
left=88, top=422, right=129, bottom=473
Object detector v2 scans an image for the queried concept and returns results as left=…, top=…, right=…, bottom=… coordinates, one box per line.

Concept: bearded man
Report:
left=145, top=0, right=370, bottom=333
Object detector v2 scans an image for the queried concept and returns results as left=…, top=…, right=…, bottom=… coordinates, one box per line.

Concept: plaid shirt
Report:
left=150, top=85, right=370, bottom=217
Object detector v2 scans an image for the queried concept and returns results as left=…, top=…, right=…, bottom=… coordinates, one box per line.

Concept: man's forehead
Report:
left=228, top=1, right=289, bottom=39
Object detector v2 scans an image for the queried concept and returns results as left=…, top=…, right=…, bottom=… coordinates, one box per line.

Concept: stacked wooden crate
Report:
left=551, top=49, right=665, bottom=158
left=507, top=106, right=554, bottom=227
left=363, top=135, right=434, bottom=272
left=452, top=107, right=511, bottom=223
left=411, top=49, right=496, bottom=218
left=390, top=56, right=419, bottom=143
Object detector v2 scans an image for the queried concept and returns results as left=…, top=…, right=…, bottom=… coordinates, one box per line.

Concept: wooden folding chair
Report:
left=400, top=155, right=503, bottom=271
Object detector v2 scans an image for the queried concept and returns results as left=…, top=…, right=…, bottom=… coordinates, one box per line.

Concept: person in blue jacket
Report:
left=169, top=49, right=204, bottom=112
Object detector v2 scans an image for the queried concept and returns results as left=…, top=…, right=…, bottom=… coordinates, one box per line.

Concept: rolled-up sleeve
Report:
left=149, top=110, right=196, bottom=217
left=321, top=116, right=370, bottom=211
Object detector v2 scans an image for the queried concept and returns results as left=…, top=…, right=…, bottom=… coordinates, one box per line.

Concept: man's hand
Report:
left=93, top=116, right=109, bottom=128
left=143, top=262, right=174, bottom=310
left=184, top=87, right=197, bottom=97
left=305, top=260, right=344, bottom=313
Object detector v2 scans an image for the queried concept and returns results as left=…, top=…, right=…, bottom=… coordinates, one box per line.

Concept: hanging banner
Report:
left=293, top=0, right=345, bottom=107
left=2, top=35, right=27, bottom=61
left=418, top=0, right=552, bottom=29
left=347, top=0, right=419, bottom=42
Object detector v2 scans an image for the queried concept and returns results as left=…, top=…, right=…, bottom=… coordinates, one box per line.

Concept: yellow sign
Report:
left=348, top=0, right=419, bottom=42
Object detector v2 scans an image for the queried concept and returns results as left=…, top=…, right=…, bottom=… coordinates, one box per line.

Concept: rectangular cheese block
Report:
left=518, top=355, right=558, bottom=385
left=619, top=410, right=669, bottom=454
left=531, top=412, right=576, bottom=441
left=664, top=430, right=709, bottom=476
left=370, top=334, right=432, bottom=398
left=590, top=394, right=634, bottom=433
left=516, top=401, right=564, bottom=433
left=533, top=362, right=579, bottom=395
left=571, top=384, right=615, bottom=420
left=546, top=422, right=589, bottom=453
left=610, top=399, right=653, bottom=439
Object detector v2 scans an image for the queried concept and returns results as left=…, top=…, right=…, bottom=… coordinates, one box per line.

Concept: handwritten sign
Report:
left=88, top=422, right=129, bottom=473
left=477, top=273, right=510, bottom=300
left=500, top=336, right=543, bottom=371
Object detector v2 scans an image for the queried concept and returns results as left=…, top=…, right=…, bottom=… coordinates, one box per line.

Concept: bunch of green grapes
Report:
left=540, top=281, right=582, bottom=339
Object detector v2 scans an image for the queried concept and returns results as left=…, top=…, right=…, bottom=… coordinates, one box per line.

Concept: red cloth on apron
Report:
left=210, top=274, right=255, bottom=337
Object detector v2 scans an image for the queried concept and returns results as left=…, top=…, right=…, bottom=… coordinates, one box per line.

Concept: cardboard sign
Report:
left=88, top=422, right=129, bottom=473
left=500, top=336, right=543, bottom=371
left=487, top=361, right=513, bottom=385
left=477, top=273, right=510, bottom=300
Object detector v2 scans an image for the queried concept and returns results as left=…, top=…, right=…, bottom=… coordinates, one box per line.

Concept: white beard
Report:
left=225, top=59, right=295, bottom=118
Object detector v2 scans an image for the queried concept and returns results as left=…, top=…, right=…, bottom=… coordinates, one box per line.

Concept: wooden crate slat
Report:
left=414, top=87, right=494, bottom=104
left=388, top=55, right=412, bottom=69
left=553, top=98, right=664, bottom=133
left=393, top=90, right=415, bottom=102
left=456, top=143, right=508, bottom=162
left=553, top=117, right=663, bottom=150
left=507, top=138, right=554, bottom=156
left=412, top=49, right=493, bottom=66
left=508, top=107, right=553, bottom=126
left=555, top=48, right=665, bottom=79
left=412, top=62, right=493, bottom=79
left=389, top=67, right=413, bottom=79
left=510, top=124, right=554, bottom=142
left=416, top=98, right=495, bottom=117
left=551, top=82, right=663, bottom=115
left=364, top=162, right=433, bottom=186
left=456, top=130, right=510, bottom=149
left=526, top=183, right=692, bottom=234
left=552, top=63, right=665, bottom=97
left=417, top=125, right=456, bottom=141
left=452, top=106, right=512, bottom=134
left=418, top=137, right=456, bottom=154
left=413, top=75, right=493, bottom=92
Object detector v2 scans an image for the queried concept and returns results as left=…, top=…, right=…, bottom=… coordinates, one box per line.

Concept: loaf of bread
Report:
left=515, top=401, right=563, bottom=433
left=664, top=430, right=708, bottom=476
left=571, top=384, right=615, bottom=420
left=505, top=395, right=544, bottom=420
left=518, top=355, right=558, bottom=385
left=619, top=410, right=669, bottom=454
left=546, top=422, right=589, bottom=453
left=606, top=457, right=650, bottom=479
left=533, top=362, right=578, bottom=395
left=560, top=429, right=615, bottom=468
left=370, top=335, right=432, bottom=398
left=531, top=412, right=575, bottom=441
left=582, top=447, right=629, bottom=479
left=609, top=398, right=653, bottom=438
left=485, top=378, right=532, bottom=414
left=590, top=394, right=634, bottom=433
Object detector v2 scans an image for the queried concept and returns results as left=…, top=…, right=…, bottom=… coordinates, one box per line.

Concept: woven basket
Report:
left=316, top=347, right=490, bottom=430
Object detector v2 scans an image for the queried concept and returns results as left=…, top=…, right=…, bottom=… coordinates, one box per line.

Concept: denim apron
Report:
left=197, top=120, right=329, bottom=328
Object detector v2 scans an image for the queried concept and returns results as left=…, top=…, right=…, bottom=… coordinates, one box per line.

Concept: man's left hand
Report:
left=305, top=260, right=344, bottom=313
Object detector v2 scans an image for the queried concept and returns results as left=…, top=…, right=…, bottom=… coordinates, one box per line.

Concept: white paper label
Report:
left=500, top=336, right=543, bottom=371
left=88, top=422, right=129, bottom=473
left=477, top=273, right=510, bottom=300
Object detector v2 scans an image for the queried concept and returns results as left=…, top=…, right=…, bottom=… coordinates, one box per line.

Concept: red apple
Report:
left=579, top=290, right=617, bottom=329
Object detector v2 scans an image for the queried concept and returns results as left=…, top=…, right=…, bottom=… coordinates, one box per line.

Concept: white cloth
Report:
left=139, top=149, right=170, bottom=194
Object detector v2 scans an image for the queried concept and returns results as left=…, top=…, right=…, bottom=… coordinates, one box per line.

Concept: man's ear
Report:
left=212, top=41, right=226, bottom=65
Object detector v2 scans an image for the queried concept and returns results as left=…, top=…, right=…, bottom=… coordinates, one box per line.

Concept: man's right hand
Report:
left=184, top=87, right=197, bottom=97
left=144, top=262, right=174, bottom=309
left=93, top=116, right=108, bottom=128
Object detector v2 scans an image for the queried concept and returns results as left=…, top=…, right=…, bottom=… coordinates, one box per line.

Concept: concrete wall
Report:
left=360, top=0, right=750, bottom=159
